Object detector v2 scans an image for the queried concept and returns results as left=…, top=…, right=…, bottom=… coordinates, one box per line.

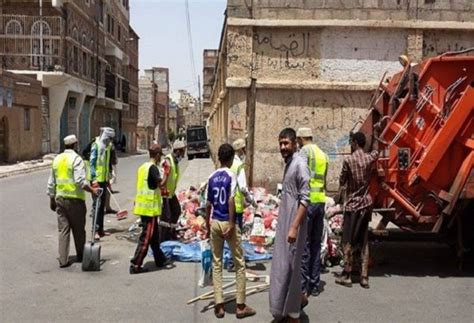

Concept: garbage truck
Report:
left=355, top=49, right=474, bottom=265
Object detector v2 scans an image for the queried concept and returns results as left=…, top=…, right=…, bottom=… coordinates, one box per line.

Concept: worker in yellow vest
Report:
left=227, top=138, right=258, bottom=272
left=130, top=144, right=171, bottom=274
left=89, top=127, right=115, bottom=239
left=296, top=127, right=328, bottom=303
left=159, top=140, right=186, bottom=242
left=47, top=135, right=98, bottom=268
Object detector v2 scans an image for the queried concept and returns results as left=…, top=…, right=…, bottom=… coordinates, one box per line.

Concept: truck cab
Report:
left=186, top=125, right=209, bottom=160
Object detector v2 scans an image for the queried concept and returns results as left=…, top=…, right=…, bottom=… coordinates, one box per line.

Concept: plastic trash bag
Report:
left=198, top=239, right=212, bottom=287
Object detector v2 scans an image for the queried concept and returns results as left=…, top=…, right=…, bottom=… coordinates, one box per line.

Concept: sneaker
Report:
left=310, top=288, right=320, bottom=297
left=236, top=304, right=256, bottom=319
left=360, top=277, right=370, bottom=289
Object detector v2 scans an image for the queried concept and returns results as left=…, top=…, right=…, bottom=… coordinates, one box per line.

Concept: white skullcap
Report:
left=232, top=138, right=246, bottom=151
left=64, top=134, right=78, bottom=145
left=173, top=140, right=186, bottom=150
left=296, top=127, right=313, bottom=138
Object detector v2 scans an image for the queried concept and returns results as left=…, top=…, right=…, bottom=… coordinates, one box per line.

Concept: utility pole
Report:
left=39, top=0, right=44, bottom=71
left=198, top=75, right=202, bottom=125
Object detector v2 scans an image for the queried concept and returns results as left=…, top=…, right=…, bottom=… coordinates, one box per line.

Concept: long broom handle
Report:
left=107, top=187, right=122, bottom=210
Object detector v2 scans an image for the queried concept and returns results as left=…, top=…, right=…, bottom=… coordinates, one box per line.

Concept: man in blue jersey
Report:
left=205, top=143, right=256, bottom=319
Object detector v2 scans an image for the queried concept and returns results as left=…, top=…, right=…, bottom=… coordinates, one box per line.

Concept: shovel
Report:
left=107, top=187, right=128, bottom=220
left=82, top=188, right=103, bottom=271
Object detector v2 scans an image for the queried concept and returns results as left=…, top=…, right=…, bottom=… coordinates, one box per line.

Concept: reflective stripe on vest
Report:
left=94, top=138, right=111, bottom=183
left=53, top=152, right=86, bottom=200
left=308, top=144, right=327, bottom=203
left=133, top=162, right=162, bottom=217
left=230, top=158, right=245, bottom=213
left=163, top=154, right=179, bottom=196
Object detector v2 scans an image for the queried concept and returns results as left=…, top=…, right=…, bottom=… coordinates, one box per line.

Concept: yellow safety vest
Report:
left=52, top=152, right=86, bottom=201
left=230, top=157, right=245, bottom=213
left=162, top=154, right=179, bottom=196
left=133, top=161, right=162, bottom=217
left=93, top=138, right=111, bottom=183
left=84, top=160, right=92, bottom=182
left=307, top=144, right=328, bottom=203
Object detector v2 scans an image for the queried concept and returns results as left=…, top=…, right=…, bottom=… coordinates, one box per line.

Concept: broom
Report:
left=107, top=187, right=128, bottom=220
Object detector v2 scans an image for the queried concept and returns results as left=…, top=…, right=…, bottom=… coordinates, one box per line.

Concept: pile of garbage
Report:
left=176, top=185, right=280, bottom=252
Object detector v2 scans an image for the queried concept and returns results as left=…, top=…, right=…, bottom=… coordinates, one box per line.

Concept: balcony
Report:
left=1, top=15, right=64, bottom=71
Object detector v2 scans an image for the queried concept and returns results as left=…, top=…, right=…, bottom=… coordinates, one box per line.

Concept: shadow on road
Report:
left=368, top=241, right=474, bottom=278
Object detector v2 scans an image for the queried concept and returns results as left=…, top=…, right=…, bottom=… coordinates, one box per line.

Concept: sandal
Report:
left=236, top=304, right=256, bottom=319
left=214, top=304, right=225, bottom=319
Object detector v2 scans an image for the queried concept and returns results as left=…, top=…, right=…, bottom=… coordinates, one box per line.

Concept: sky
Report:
left=130, top=0, right=227, bottom=100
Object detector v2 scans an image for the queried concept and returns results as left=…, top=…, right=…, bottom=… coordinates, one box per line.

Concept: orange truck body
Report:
left=359, top=51, right=473, bottom=234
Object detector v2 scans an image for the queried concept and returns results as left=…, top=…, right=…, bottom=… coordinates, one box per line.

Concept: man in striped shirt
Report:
left=336, top=131, right=378, bottom=289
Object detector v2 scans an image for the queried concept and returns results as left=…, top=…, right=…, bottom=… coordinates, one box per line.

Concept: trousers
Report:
left=91, top=181, right=108, bottom=233
left=342, top=208, right=371, bottom=278
left=159, top=195, right=181, bottom=242
left=210, top=220, right=246, bottom=304
left=56, top=197, right=86, bottom=266
left=301, top=203, right=324, bottom=294
left=131, top=216, right=167, bottom=268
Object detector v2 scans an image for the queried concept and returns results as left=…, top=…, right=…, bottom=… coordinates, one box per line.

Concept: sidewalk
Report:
left=0, top=151, right=147, bottom=179
left=0, top=154, right=56, bottom=179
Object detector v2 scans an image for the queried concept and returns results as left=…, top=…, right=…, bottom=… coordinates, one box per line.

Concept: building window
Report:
left=5, top=19, right=23, bottom=35
left=118, top=25, right=121, bottom=43
left=31, top=21, right=52, bottom=68
left=99, top=0, right=104, bottom=23
left=82, top=33, right=87, bottom=47
left=24, top=108, right=31, bottom=131
left=83, top=52, right=87, bottom=76
left=73, top=47, right=79, bottom=73
left=72, top=27, right=79, bottom=42
left=91, top=56, right=95, bottom=80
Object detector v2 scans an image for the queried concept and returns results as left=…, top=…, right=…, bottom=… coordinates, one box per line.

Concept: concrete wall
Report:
left=207, top=0, right=474, bottom=190
left=228, top=0, right=474, bottom=21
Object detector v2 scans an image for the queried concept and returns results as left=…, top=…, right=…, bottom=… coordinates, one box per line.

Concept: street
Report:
left=1, top=155, right=473, bottom=323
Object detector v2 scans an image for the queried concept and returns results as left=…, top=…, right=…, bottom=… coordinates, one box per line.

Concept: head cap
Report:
left=173, top=140, right=186, bottom=150
left=232, top=138, right=246, bottom=151
left=101, top=127, right=115, bottom=139
left=63, top=134, right=78, bottom=145
left=296, top=127, right=313, bottom=138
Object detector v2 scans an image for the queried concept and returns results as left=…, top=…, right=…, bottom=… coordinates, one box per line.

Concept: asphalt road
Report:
left=0, top=155, right=473, bottom=322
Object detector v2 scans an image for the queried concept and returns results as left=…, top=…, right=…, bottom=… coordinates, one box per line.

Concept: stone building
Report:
left=208, top=0, right=474, bottom=189
left=143, top=67, right=170, bottom=146
left=121, top=26, right=139, bottom=153
left=0, top=0, right=139, bottom=154
left=202, top=49, right=218, bottom=120
left=178, top=89, right=201, bottom=127
left=0, top=70, right=42, bottom=163
left=137, top=77, right=158, bottom=150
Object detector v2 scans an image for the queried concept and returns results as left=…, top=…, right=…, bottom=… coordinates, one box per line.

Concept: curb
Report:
left=0, top=163, right=52, bottom=179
